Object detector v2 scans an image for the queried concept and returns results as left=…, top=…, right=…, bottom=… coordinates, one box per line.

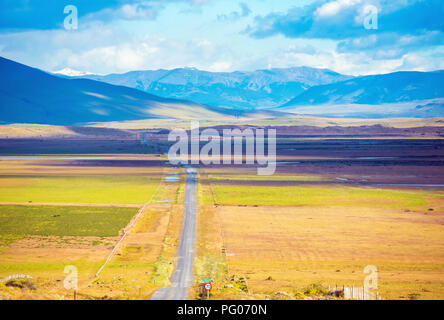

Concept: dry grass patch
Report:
left=217, top=205, right=444, bottom=299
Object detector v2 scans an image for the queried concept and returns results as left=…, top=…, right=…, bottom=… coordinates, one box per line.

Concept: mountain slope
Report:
left=283, top=71, right=444, bottom=106
left=0, top=57, right=256, bottom=125
left=79, top=67, right=352, bottom=110
left=280, top=71, right=444, bottom=118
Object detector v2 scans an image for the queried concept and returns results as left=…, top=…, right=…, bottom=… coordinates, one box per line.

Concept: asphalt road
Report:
left=151, top=167, right=198, bottom=300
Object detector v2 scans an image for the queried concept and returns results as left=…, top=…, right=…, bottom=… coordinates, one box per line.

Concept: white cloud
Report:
left=315, top=0, right=362, bottom=17
left=120, top=4, right=158, bottom=19
left=0, top=21, right=232, bottom=74
left=208, top=61, right=233, bottom=72
left=0, top=2, right=441, bottom=78
left=81, top=0, right=211, bottom=23
left=396, top=53, right=444, bottom=72
left=2, top=22, right=440, bottom=77
left=265, top=45, right=406, bottom=75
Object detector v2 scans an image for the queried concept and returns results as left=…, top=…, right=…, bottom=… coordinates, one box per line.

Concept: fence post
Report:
left=243, top=275, right=250, bottom=295
left=202, top=283, right=205, bottom=300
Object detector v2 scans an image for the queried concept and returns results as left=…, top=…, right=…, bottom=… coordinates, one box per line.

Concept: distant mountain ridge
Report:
left=283, top=71, right=444, bottom=106
left=0, top=57, right=267, bottom=125
left=54, top=68, right=93, bottom=77
left=76, top=66, right=444, bottom=118
left=78, top=67, right=352, bottom=110
left=279, top=70, right=444, bottom=118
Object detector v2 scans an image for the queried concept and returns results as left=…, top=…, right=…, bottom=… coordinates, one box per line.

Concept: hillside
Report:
left=0, top=57, right=254, bottom=125
left=280, top=71, right=444, bottom=118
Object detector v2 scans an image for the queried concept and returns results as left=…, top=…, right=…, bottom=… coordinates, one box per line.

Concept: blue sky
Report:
left=0, top=0, right=443, bottom=75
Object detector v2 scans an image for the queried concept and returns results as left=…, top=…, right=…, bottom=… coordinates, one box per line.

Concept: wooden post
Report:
left=363, top=283, right=365, bottom=300
left=202, top=283, right=205, bottom=300
left=74, top=289, right=76, bottom=300
left=243, top=275, right=250, bottom=295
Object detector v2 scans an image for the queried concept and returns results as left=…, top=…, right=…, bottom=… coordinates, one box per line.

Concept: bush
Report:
left=303, top=283, right=328, bottom=295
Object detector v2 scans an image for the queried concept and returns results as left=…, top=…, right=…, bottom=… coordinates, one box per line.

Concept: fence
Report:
left=329, top=285, right=382, bottom=300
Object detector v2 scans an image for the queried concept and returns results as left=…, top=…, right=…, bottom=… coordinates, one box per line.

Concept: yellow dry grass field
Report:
left=0, top=124, right=79, bottom=138
left=91, top=116, right=444, bottom=130
left=218, top=206, right=444, bottom=300
left=197, top=171, right=444, bottom=300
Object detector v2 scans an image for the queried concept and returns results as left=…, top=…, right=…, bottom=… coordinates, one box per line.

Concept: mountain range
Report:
left=77, top=66, right=444, bottom=118
left=1, top=56, right=443, bottom=125
left=284, top=70, right=444, bottom=106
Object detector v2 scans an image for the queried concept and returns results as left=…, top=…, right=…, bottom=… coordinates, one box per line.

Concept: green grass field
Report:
left=0, top=176, right=159, bottom=204
left=211, top=184, right=441, bottom=209
left=0, top=205, right=137, bottom=238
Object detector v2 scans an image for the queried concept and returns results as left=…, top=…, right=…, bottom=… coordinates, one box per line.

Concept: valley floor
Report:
left=0, top=137, right=443, bottom=300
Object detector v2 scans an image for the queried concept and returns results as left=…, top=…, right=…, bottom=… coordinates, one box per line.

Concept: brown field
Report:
left=216, top=205, right=444, bottom=300
left=196, top=170, right=444, bottom=300
left=194, top=138, right=444, bottom=300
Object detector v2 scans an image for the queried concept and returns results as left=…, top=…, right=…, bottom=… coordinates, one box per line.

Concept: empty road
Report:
left=151, top=167, right=198, bottom=300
